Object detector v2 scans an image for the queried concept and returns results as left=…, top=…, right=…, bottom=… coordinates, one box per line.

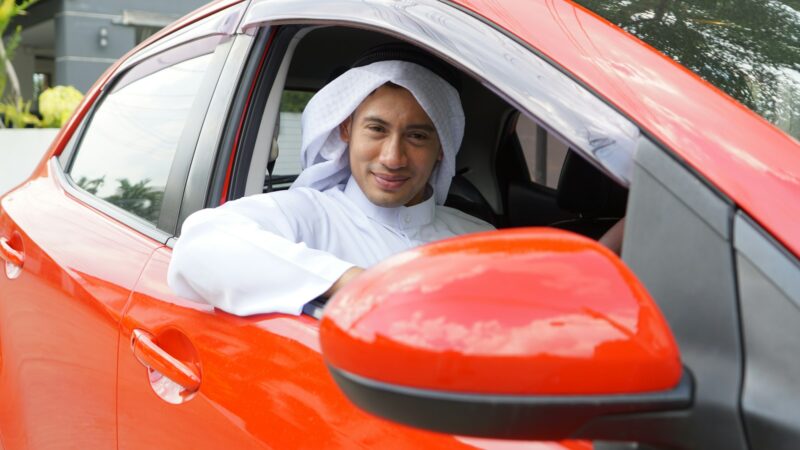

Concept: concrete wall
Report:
left=0, top=129, right=60, bottom=195
left=5, top=0, right=209, bottom=99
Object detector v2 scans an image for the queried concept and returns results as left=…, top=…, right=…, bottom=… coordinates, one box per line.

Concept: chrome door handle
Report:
left=131, top=329, right=201, bottom=393
left=0, top=236, right=24, bottom=268
left=0, top=235, right=24, bottom=279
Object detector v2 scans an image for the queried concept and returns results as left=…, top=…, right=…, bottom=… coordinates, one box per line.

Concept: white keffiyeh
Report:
left=291, top=60, right=464, bottom=205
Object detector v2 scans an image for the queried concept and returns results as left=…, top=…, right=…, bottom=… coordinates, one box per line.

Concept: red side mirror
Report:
left=320, top=228, right=690, bottom=440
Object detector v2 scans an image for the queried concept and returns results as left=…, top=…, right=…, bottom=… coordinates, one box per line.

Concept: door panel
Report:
left=118, top=247, right=542, bottom=449
left=0, top=167, right=160, bottom=449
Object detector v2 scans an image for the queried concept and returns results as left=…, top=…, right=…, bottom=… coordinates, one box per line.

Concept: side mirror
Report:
left=320, top=228, right=692, bottom=441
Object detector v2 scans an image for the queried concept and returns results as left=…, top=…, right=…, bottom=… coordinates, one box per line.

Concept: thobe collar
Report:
left=343, top=176, right=435, bottom=230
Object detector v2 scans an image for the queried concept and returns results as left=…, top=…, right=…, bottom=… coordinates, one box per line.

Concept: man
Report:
left=168, top=48, right=494, bottom=316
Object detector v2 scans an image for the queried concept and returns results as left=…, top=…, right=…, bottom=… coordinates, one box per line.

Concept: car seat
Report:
left=550, top=149, right=628, bottom=239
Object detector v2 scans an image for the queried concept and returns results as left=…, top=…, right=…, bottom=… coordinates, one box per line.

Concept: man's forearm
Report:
left=324, top=266, right=365, bottom=298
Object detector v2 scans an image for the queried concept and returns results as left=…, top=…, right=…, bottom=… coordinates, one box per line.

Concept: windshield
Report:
left=574, top=0, right=800, bottom=141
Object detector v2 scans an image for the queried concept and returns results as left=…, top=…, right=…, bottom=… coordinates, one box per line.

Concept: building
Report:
left=5, top=0, right=208, bottom=101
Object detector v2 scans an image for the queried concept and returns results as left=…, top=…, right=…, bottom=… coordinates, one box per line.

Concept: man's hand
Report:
left=598, top=218, right=625, bottom=255
left=324, top=266, right=365, bottom=298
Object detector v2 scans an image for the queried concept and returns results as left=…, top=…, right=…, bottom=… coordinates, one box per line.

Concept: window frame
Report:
left=239, top=0, right=641, bottom=188
left=55, top=32, right=233, bottom=243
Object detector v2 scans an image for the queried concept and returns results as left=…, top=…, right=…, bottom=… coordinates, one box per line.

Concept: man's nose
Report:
left=379, top=135, right=408, bottom=169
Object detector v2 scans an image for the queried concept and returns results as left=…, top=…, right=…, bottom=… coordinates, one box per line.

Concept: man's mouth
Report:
left=372, top=172, right=410, bottom=191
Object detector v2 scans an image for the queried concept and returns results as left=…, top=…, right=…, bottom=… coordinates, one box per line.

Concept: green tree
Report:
left=0, top=0, right=38, bottom=103
left=104, top=178, right=164, bottom=224
left=574, top=0, right=800, bottom=139
left=75, top=175, right=105, bottom=195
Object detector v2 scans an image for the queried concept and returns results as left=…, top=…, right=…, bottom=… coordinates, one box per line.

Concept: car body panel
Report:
left=451, top=0, right=800, bottom=258
left=116, top=248, right=575, bottom=449
left=0, top=163, right=160, bottom=449
left=0, top=0, right=797, bottom=448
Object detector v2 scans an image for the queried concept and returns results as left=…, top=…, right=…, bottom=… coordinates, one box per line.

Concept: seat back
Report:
left=551, top=149, right=628, bottom=238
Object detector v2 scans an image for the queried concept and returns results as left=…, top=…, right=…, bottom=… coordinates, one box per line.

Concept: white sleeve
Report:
left=167, top=193, right=355, bottom=316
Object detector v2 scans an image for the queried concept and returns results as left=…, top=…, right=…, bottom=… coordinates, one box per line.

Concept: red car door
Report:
left=0, top=8, right=235, bottom=450
left=119, top=247, right=579, bottom=449
left=0, top=159, right=160, bottom=449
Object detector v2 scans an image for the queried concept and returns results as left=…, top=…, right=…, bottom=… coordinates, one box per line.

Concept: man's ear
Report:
left=437, top=146, right=444, bottom=161
left=339, top=118, right=352, bottom=143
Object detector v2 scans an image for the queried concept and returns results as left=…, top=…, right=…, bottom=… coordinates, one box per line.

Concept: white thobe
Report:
left=168, top=177, right=494, bottom=316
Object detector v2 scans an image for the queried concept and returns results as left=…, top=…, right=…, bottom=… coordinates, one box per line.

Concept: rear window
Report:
left=574, top=0, right=800, bottom=141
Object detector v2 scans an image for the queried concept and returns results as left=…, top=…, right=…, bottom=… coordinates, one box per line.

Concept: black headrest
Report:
left=556, top=150, right=628, bottom=217
left=350, top=43, right=462, bottom=92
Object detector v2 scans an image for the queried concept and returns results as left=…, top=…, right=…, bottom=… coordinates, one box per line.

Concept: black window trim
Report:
left=52, top=157, right=173, bottom=244
left=58, top=35, right=231, bottom=241
left=221, top=25, right=301, bottom=202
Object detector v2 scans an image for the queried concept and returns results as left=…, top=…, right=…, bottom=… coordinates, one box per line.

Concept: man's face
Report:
left=341, top=84, right=442, bottom=208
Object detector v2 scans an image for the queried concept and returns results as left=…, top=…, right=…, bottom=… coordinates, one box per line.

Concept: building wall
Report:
left=6, top=0, right=208, bottom=100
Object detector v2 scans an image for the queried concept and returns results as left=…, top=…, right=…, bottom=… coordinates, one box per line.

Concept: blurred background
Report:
left=3, top=0, right=207, bottom=101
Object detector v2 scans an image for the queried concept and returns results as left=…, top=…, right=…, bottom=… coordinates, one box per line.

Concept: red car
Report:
left=1, top=0, right=798, bottom=449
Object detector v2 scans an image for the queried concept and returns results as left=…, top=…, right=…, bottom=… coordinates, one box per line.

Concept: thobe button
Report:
left=403, top=215, right=411, bottom=225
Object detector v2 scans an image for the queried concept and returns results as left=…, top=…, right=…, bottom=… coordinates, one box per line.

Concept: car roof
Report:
left=453, top=0, right=800, bottom=258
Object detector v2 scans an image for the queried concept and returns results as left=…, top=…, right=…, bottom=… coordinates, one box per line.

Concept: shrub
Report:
left=39, top=85, right=83, bottom=128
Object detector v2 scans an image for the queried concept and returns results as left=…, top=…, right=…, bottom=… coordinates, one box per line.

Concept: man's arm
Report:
left=324, top=266, right=365, bottom=298
left=598, top=218, right=625, bottom=255
left=168, top=193, right=356, bottom=316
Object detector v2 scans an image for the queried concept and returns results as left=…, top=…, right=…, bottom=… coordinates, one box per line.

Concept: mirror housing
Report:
left=321, top=228, right=691, bottom=440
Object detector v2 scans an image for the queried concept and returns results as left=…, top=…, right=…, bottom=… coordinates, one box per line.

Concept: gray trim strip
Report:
left=51, top=158, right=172, bottom=245
left=55, top=56, right=118, bottom=64
left=241, top=0, right=639, bottom=185
left=636, top=138, right=732, bottom=238
left=734, top=212, right=800, bottom=307
left=56, top=11, right=121, bottom=20
left=116, top=3, right=245, bottom=76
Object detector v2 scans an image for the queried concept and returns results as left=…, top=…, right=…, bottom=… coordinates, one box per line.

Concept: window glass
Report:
left=516, top=114, right=568, bottom=189
left=69, top=52, right=214, bottom=225
left=272, top=90, right=314, bottom=179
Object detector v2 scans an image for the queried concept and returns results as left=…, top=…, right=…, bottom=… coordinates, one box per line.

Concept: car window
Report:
left=273, top=89, right=313, bottom=180
left=516, top=114, right=569, bottom=189
left=68, top=52, right=215, bottom=226
left=574, top=0, right=800, bottom=140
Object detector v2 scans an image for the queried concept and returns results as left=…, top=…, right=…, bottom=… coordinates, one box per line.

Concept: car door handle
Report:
left=131, top=329, right=201, bottom=392
left=0, top=236, right=24, bottom=268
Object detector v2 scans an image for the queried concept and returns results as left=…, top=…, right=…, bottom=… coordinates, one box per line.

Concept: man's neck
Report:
left=342, top=177, right=435, bottom=229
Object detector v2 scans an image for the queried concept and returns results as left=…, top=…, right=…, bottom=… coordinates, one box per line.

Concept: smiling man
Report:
left=167, top=47, right=494, bottom=316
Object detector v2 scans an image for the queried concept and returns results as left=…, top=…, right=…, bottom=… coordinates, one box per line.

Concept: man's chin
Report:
left=364, top=190, right=411, bottom=208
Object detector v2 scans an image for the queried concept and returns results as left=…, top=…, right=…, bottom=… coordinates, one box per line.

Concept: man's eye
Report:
left=367, top=125, right=385, bottom=133
left=408, top=132, right=428, bottom=141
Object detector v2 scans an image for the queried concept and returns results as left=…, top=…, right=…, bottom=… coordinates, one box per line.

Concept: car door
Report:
left=113, top=23, right=504, bottom=450
left=112, top=1, right=638, bottom=449
left=0, top=7, right=240, bottom=450
left=0, top=154, right=160, bottom=450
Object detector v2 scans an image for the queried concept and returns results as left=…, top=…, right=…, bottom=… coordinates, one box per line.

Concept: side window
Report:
left=67, top=50, right=215, bottom=226
left=272, top=89, right=313, bottom=181
left=516, top=114, right=568, bottom=189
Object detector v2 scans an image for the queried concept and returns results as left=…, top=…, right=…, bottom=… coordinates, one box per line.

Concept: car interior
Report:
left=238, top=25, right=627, bottom=240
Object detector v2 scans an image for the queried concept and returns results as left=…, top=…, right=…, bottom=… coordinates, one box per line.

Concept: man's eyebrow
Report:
left=406, top=123, right=436, bottom=132
left=362, top=116, right=390, bottom=126
left=361, top=115, right=436, bottom=132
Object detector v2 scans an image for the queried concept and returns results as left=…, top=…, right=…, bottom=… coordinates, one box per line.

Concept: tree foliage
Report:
left=574, top=0, right=800, bottom=139
left=76, top=176, right=164, bottom=224
left=0, top=0, right=38, bottom=100
left=280, top=90, right=314, bottom=113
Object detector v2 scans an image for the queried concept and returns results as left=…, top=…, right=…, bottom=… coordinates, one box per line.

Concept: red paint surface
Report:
left=0, top=166, right=161, bottom=449
left=453, top=0, right=800, bottom=257
left=115, top=248, right=578, bottom=448
left=323, top=228, right=682, bottom=395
